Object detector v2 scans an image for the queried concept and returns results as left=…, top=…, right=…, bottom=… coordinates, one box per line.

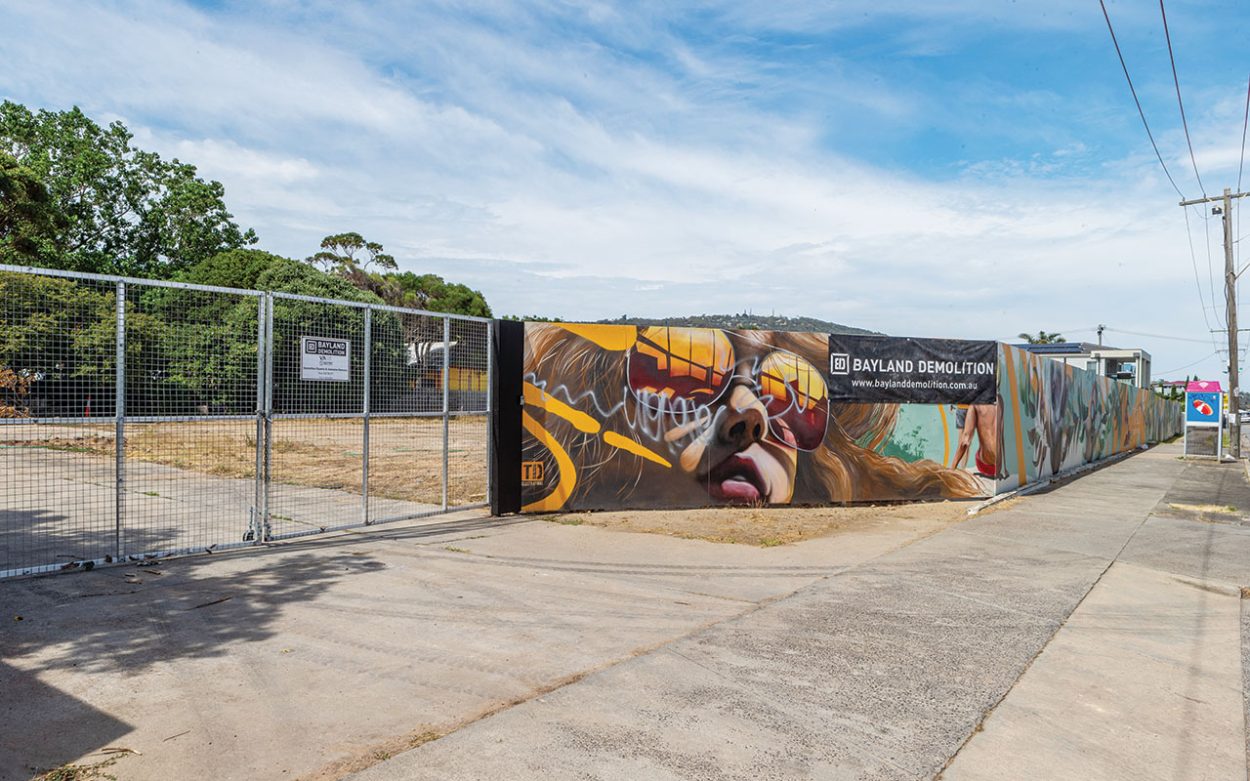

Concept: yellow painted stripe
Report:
left=1001, top=345, right=1028, bottom=487
left=553, top=323, right=638, bottom=351
left=523, top=382, right=601, bottom=434
left=939, top=403, right=950, bottom=467
left=603, top=430, right=672, bottom=468
left=521, top=410, right=577, bottom=512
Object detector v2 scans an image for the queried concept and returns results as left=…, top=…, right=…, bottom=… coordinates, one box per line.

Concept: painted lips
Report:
left=1192, top=399, right=1213, bottom=416
left=707, top=453, right=768, bottom=504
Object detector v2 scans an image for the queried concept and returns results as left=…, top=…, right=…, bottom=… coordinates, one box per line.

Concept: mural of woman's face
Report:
left=522, top=322, right=994, bottom=512
left=623, top=327, right=828, bottom=506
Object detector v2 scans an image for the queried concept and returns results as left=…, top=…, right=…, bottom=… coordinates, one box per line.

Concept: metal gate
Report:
left=0, top=265, right=492, bottom=578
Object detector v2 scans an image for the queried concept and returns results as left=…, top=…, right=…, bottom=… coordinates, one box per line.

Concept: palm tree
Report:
left=1018, top=331, right=1066, bottom=344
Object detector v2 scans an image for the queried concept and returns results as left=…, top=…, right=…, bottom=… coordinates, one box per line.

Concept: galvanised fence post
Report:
left=114, top=280, right=126, bottom=560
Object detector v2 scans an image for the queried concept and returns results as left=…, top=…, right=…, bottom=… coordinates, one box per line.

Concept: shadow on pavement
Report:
left=0, top=548, right=385, bottom=778
left=0, top=506, right=230, bottom=576
left=0, top=661, right=132, bottom=781
left=2, top=549, right=381, bottom=674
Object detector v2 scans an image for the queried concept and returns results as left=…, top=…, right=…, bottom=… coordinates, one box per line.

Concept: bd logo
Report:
left=830, top=353, right=850, bottom=375
left=521, top=461, right=545, bottom=484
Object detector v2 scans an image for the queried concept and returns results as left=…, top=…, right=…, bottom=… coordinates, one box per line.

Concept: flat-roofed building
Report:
left=1015, top=342, right=1151, bottom=388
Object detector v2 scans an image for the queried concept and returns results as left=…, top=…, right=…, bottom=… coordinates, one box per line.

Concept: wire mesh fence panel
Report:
left=372, top=309, right=445, bottom=416
left=267, top=417, right=366, bottom=537
left=0, top=271, right=121, bottom=575
left=267, top=294, right=368, bottom=539
left=122, top=283, right=263, bottom=556
left=1, top=266, right=495, bottom=576
left=447, top=415, right=489, bottom=507
left=367, top=310, right=445, bottom=522
left=120, top=420, right=260, bottom=552
left=448, top=317, right=490, bottom=414
left=446, top=318, right=490, bottom=507
left=366, top=417, right=445, bottom=522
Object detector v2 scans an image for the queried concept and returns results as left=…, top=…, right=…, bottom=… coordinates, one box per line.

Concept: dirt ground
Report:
left=0, top=417, right=488, bottom=505
left=544, top=498, right=992, bottom=547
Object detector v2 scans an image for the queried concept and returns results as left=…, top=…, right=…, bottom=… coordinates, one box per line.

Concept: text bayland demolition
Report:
left=850, top=358, right=994, bottom=375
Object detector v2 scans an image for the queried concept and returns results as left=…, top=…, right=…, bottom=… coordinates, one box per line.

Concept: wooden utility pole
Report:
left=1180, top=188, right=1249, bottom=458
left=1222, top=190, right=1239, bottom=459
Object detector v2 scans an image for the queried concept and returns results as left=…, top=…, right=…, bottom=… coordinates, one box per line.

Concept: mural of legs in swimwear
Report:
left=952, top=402, right=999, bottom=477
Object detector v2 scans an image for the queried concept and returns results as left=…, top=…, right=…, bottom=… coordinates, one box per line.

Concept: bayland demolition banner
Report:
left=828, top=334, right=997, bottom=404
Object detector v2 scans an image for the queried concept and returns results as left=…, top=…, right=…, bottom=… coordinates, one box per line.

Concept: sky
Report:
left=3, top=0, right=1250, bottom=381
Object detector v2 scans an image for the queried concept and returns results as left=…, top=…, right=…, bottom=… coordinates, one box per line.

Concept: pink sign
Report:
left=1186, top=379, right=1223, bottom=392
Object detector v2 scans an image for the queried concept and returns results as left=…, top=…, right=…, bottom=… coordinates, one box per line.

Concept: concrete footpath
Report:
left=1, top=502, right=944, bottom=779
left=350, top=444, right=1250, bottom=781
left=4, top=442, right=1250, bottom=780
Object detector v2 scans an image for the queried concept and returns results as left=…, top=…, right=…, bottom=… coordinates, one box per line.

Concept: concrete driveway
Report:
left=1, top=505, right=944, bottom=780
left=3, top=442, right=1249, bottom=781
left=348, top=444, right=1250, bottom=781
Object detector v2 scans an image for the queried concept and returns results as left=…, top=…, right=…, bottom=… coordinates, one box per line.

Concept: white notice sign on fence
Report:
left=300, top=336, right=350, bottom=382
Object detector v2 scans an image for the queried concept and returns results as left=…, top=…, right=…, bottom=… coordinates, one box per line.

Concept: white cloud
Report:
left=0, top=0, right=1244, bottom=380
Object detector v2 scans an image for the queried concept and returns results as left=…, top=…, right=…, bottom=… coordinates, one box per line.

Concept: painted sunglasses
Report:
left=626, top=326, right=829, bottom=451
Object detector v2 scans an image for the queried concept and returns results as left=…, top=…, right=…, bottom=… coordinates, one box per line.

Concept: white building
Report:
left=1015, top=342, right=1151, bottom=388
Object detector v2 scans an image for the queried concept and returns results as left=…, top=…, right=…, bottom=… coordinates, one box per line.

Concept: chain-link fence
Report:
left=0, top=265, right=492, bottom=577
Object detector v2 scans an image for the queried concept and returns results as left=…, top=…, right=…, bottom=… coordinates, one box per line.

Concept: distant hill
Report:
left=593, top=313, right=878, bottom=335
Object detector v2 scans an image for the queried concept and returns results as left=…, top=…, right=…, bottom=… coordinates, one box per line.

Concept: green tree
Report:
left=380, top=271, right=491, bottom=317
left=1018, top=331, right=1066, bottom=344
left=307, top=231, right=397, bottom=274
left=303, top=233, right=491, bottom=317
left=150, top=253, right=407, bottom=414
left=257, top=256, right=386, bottom=303
left=0, top=101, right=255, bottom=276
left=0, top=151, right=62, bottom=264
left=177, top=248, right=291, bottom=290
left=0, top=271, right=123, bottom=415
left=256, top=260, right=410, bottom=413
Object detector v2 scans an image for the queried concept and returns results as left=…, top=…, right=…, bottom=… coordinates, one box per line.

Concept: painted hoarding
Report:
left=996, top=344, right=1184, bottom=490
left=519, top=322, right=994, bottom=512
left=514, top=325, right=1183, bottom=511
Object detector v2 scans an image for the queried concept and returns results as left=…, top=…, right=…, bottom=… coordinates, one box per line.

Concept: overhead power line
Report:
left=1104, top=326, right=1218, bottom=344
left=1159, top=0, right=1207, bottom=197
left=1239, top=72, right=1250, bottom=192
left=1202, top=205, right=1225, bottom=326
left=1156, top=350, right=1220, bottom=376
left=1102, top=0, right=1248, bottom=449
left=1238, top=74, right=1246, bottom=347
left=1183, top=206, right=1218, bottom=332
left=1099, top=0, right=1187, bottom=200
